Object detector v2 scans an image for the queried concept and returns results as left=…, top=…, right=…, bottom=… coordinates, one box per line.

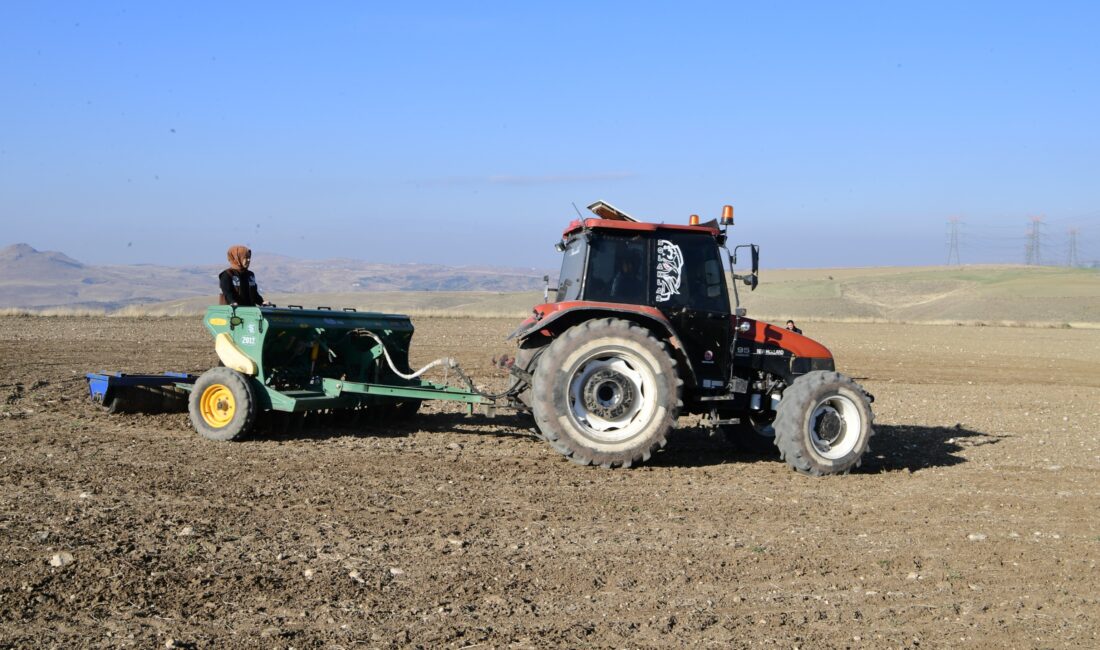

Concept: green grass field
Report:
left=738, top=265, right=1099, bottom=326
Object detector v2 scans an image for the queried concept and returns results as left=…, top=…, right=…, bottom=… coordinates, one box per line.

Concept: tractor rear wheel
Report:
left=531, top=318, right=681, bottom=468
left=773, top=371, right=873, bottom=475
left=188, top=367, right=258, bottom=441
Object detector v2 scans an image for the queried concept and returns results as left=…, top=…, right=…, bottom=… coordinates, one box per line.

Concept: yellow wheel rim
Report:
left=199, top=384, right=236, bottom=428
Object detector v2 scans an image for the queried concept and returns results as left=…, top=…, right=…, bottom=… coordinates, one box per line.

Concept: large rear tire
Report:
left=188, top=367, right=258, bottom=442
left=773, top=371, right=873, bottom=475
left=531, top=318, right=681, bottom=468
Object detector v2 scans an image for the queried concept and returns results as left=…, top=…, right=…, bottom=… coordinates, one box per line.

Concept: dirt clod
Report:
left=48, top=552, right=74, bottom=568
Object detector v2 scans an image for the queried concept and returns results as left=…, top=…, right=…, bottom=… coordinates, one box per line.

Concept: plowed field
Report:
left=1, top=316, right=1097, bottom=648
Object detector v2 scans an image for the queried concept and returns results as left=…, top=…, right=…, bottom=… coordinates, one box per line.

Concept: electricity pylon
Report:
left=1025, top=216, right=1045, bottom=265
left=946, top=217, right=962, bottom=265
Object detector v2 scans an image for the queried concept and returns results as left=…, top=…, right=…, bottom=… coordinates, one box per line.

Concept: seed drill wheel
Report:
left=188, top=367, right=258, bottom=441
left=773, top=371, right=874, bottom=475
left=531, top=318, right=681, bottom=468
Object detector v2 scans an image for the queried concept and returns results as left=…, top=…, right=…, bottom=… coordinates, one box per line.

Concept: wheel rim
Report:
left=567, top=349, right=657, bottom=443
left=199, top=384, right=236, bottom=428
left=808, top=394, right=861, bottom=459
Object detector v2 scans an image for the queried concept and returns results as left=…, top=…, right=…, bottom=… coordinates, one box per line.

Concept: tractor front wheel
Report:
left=188, top=367, right=258, bottom=441
left=531, top=318, right=681, bottom=468
left=773, top=371, right=873, bottom=475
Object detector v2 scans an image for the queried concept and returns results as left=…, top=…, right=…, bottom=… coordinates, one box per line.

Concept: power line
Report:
left=927, top=214, right=1098, bottom=265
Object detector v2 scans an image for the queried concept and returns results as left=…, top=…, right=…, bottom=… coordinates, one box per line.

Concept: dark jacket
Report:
left=219, top=269, right=264, bottom=306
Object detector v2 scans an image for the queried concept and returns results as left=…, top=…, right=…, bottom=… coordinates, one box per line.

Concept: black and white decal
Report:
left=655, top=239, right=683, bottom=303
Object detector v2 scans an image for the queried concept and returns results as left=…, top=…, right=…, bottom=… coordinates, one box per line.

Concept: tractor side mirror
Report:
left=731, top=244, right=760, bottom=291
left=749, top=245, right=759, bottom=291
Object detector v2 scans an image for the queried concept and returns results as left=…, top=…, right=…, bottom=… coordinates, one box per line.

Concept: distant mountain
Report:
left=0, top=244, right=553, bottom=310
left=0, top=243, right=85, bottom=279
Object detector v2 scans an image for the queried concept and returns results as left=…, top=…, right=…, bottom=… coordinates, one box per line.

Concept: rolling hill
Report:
left=3, top=243, right=1097, bottom=325
left=0, top=244, right=551, bottom=310
left=123, top=265, right=1100, bottom=326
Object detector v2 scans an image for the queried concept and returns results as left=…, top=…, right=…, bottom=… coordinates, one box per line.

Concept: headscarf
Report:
left=227, top=245, right=251, bottom=271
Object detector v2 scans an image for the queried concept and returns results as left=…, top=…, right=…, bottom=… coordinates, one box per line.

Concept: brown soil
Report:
left=1, top=316, right=1097, bottom=648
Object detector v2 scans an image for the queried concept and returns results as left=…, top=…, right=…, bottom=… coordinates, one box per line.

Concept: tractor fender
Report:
left=511, top=301, right=699, bottom=389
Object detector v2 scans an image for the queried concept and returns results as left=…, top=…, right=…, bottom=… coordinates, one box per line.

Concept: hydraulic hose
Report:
left=355, top=330, right=459, bottom=380
left=354, top=329, right=527, bottom=401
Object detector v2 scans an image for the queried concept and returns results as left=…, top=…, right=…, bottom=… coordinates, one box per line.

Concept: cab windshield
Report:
left=555, top=236, right=586, bottom=302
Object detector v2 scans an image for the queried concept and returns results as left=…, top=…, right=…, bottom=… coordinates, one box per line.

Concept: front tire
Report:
left=188, top=367, right=258, bottom=441
left=531, top=318, right=681, bottom=468
left=773, top=371, right=873, bottom=475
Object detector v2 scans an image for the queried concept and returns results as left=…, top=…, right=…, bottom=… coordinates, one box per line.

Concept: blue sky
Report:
left=2, top=1, right=1099, bottom=269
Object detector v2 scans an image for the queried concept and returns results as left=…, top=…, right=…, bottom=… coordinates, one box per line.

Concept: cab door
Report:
left=653, top=233, right=732, bottom=393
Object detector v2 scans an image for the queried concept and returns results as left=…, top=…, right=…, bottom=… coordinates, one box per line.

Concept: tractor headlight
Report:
left=738, top=321, right=751, bottom=333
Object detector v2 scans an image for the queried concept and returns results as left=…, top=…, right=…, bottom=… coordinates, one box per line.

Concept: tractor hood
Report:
left=738, top=317, right=833, bottom=360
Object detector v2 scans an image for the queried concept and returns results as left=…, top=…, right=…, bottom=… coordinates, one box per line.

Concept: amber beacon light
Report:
left=721, top=205, right=734, bottom=226
left=688, top=214, right=700, bottom=226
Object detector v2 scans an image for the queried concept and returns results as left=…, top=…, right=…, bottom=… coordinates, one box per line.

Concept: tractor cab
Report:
left=554, top=222, right=732, bottom=313
left=552, top=200, right=755, bottom=313
left=550, top=217, right=739, bottom=391
left=538, top=201, right=756, bottom=395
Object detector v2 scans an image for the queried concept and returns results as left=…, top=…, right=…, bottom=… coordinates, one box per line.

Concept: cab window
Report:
left=583, top=234, right=649, bottom=305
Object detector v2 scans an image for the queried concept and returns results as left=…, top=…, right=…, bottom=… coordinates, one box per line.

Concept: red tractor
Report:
left=508, top=201, right=874, bottom=475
